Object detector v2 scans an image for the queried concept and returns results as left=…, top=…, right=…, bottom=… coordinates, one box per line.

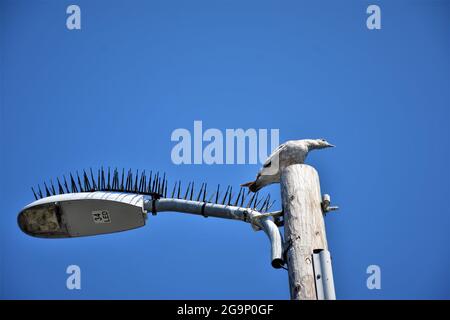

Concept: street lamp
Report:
left=18, top=168, right=284, bottom=268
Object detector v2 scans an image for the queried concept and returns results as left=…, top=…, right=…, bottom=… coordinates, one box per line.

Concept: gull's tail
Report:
left=241, top=180, right=259, bottom=193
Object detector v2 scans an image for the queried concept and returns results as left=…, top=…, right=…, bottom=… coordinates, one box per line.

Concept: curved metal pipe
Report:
left=259, top=217, right=284, bottom=268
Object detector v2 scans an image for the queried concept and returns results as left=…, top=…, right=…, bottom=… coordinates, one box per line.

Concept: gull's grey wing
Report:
left=262, top=143, right=286, bottom=169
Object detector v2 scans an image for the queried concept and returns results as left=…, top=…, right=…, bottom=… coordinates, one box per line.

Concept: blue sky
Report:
left=1, top=0, right=449, bottom=299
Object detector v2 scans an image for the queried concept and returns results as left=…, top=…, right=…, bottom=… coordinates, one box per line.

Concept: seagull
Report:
left=241, top=139, right=335, bottom=192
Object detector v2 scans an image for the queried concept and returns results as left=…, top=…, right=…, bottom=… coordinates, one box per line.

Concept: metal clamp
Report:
left=321, top=194, right=339, bottom=214
left=150, top=193, right=161, bottom=216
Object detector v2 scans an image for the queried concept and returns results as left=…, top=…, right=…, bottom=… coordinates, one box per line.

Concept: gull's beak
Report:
left=327, top=143, right=335, bottom=148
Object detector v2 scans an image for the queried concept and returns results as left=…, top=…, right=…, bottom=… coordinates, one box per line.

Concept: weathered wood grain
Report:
left=280, top=164, right=328, bottom=300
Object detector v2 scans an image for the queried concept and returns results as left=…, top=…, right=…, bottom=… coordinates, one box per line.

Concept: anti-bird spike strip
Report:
left=31, top=168, right=275, bottom=213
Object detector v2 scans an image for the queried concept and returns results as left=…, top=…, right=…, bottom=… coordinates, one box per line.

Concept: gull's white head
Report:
left=307, top=138, right=335, bottom=150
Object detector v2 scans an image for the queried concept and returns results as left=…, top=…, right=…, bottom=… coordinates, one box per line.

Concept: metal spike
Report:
left=124, top=169, right=128, bottom=191
left=112, top=169, right=119, bottom=190
left=157, top=176, right=161, bottom=194
left=138, top=171, right=144, bottom=192
left=57, top=178, right=65, bottom=194
left=101, top=167, right=105, bottom=190
left=241, top=190, right=248, bottom=207
left=70, top=173, right=78, bottom=193
left=105, top=167, right=111, bottom=191
left=134, top=170, right=139, bottom=192
left=143, top=171, right=148, bottom=193
left=190, top=181, right=194, bottom=200
left=132, top=169, right=136, bottom=192
left=44, top=182, right=51, bottom=197
left=246, top=192, right=256, bottom=208
left=265, top=195, right=271, bottom=212
left=63, top=176, right=70, bottom=193
left=147, top=171, right=153, bottom=193
left=184, top=182, right=191, bottom=200
left=127, top=169, right=132, bottom=191
left=50, top=180, right=56, bottom=195
left=155, top=172, right=161, bottom=194
left=253, top=192, right=259, bottom=208
left=119, top=168, right=124, bottom=191
left=113, top=168, right=117, bottom=190
left=152, top=172, right=158, bottom=193
left=254, top=197, right=263, bottom=210
left=162, top=177, right=167, bottom=196
left=38, top=185, right=43, bottom=198
left=260, top=194, right=270, bottom=212
left=258, top=199, right=266, bottom=212
left=76, top=171, right=84, bottom=192
left=227, top=186, right=233, bottom=205
left=222, top=186, right=230, bottom=205
left=31, top=187, right=38, bottom=200
left=115, top=168, right=119, bottom=189
left=83, top=171, right=90, bottom=191
left=111, top=168, right=115, bottom=190
left=164, top=182, right=168, bottom=197
left=50, top=181, right=56, bottom=195
left=129, top=170, right=133, bottom=191
left=156, top=172, right=161, bottom=193
left=116, top=168, right=121, bottom=190
left=177, top=181, right=181, bottom=199
left=171, top=181, right=177, bottom=198
left=267, top=200, right=276, bottom=211
left=90, top=168, right=97, bottom=191
left=151, top=173, right=156, bottom=193
left=97, top=169, right=101, bottom=191
left=139, top=170, right=147, bottom=193
left=159, top=177, right=163, bottom=194
left=203, top=183, right=207, bottom=202
left=107, top=167, right=111, bottom=190
left=161, top=173, right=166, bottom=194
left=234, top=188, right=243, bottom=206
left=196, top=183, right=204, bottom=202
left=215, top=184, right=220, bottom=203
left=83, top=171, right=91, bottom=191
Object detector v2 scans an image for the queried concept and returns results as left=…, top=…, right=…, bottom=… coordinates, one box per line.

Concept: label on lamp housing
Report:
left=92, top=210, right=111, bottom=224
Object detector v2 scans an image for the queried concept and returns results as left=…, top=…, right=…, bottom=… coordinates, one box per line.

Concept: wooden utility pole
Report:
left=280, top=164, right=332, bottom=300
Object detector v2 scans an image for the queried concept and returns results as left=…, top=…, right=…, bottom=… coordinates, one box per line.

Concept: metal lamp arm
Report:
left=144, top=197, right=284, bottom=268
